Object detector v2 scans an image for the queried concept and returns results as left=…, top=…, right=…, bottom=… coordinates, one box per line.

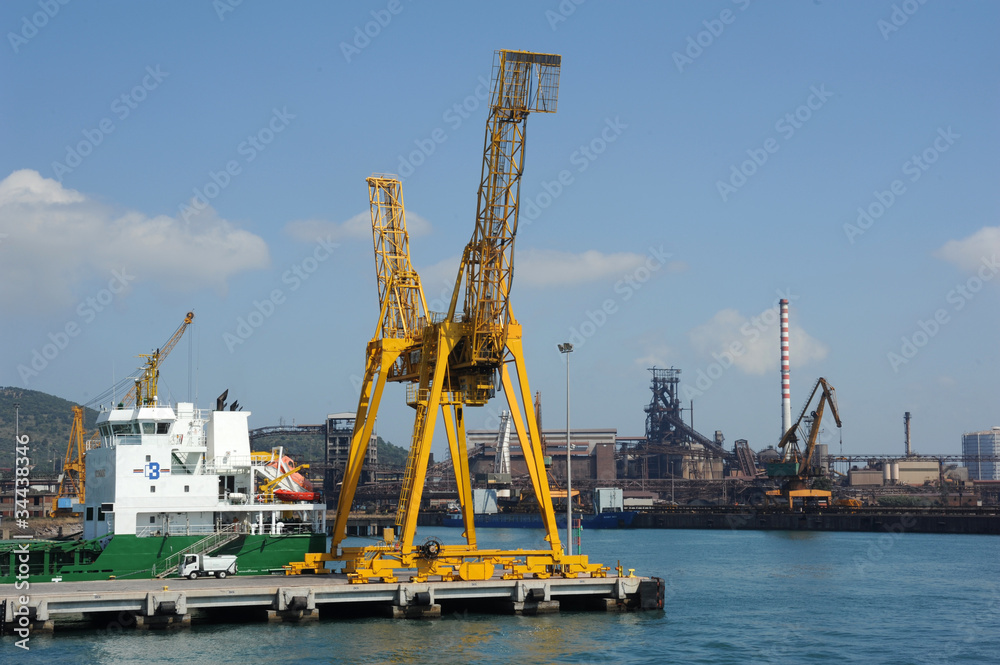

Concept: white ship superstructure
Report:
left=81, top=400, right=325, bottom=541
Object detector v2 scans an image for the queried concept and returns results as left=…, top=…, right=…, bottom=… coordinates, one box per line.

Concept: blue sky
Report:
left=2, top=1, right=998, bottom=461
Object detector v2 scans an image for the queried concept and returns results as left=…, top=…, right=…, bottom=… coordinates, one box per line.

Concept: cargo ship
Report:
left=440, top=510, right=637, bottom=529
left=1, top=399, right=327, bottom=583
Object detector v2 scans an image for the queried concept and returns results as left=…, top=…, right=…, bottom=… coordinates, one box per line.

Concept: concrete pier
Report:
left=1, top=573, right=663, bottom=634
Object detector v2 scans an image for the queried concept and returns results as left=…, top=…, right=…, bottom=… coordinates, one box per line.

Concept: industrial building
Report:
left=962, top=429, right=1000, bottom=480
left=625, top=367, right=727, bottom=480
left=848, top=459, right=942, bottom=487
left=465, top=427, right=617, bottom=482
left=326, top=413, right=378, bottom=469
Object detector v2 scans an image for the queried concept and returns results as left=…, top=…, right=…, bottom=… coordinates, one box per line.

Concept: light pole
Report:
left=557, top=343, right=573, bottom=556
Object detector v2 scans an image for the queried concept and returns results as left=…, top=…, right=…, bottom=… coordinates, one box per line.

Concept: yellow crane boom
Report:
left=777, top=377, right=842, bottom=475
left=133, top=311, right=195, bottom=406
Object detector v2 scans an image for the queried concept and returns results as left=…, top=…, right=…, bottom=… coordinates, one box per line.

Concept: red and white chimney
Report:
left=780, top=298, right=791, bottom=437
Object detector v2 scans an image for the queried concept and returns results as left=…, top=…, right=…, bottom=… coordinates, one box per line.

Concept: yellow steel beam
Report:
left=395, top=324, right=459, bottom=554
left=441, top=398, right=476, bottom=549
left=502, top=327, right=562, bottom=552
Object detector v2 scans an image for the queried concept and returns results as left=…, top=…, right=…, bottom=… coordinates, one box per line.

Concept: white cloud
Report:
left=935, top=226, right=1000, bottom=272
left=0, top=169, right=269, bottom=312
left=633, top=342, right=673, bottom=370
left=515, top=248, right=650, bottom=287
left=367, top=245, right=680, bottom=314
left=689, top=305, right=828, bottom=375
left=285, top=210, right=431, bottom=243
left=416, top=247, right=679, bottom=312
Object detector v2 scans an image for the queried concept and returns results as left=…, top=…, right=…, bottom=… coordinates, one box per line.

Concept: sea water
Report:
left=9, top=527, right=1000, bottom=664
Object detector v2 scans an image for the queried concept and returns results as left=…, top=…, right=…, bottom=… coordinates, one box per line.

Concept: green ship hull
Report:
left=1, top=532, right=327, bottom=584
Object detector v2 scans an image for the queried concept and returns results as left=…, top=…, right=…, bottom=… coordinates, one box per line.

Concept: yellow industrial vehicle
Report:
left=287, top=50, right=612, bottom=583
left=50, top=312, right=194, bottom=515
left=765, top=378, right=842, bottom=510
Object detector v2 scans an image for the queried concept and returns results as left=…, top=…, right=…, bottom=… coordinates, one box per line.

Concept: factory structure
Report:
left=249, top=298, right=998, bottom=507
left=962, top=429, right=1000, bottom=480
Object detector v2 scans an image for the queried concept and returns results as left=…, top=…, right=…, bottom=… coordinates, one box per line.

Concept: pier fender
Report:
left=396, top=585, right=434, bottom=607
left=515, top=583, right=550, bottom=603
left=144, top=592, right=187, bottom=616
left=638, top=578, right=665, bottom=611
left=614, top=577, right=639, bottom=600
left=30, top=600, right=48, bottom=621
left=3, top=598, right=38, bottom=622
left=275, top=588, right=315, bottom=612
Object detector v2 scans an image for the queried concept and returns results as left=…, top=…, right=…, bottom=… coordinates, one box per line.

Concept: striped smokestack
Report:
left=780, top=298, right=791, bottom=438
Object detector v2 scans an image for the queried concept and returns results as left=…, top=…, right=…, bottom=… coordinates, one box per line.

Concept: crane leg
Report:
left=441, top=401, right=476, bottom=548
left=395, top=325, right=459, bottom=554
left=502, top=329, right=563, bottom=555
left=331, top=342, right=402, bottom=548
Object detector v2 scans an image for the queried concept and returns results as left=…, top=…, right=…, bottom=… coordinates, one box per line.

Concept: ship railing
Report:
left=203, top=455, right=268, bottom=473
left=136, top=524, right=222, bottom=538
left=151, top=524, right=242, bottom=579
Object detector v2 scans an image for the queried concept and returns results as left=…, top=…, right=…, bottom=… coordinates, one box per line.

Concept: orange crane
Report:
left=51, top=312, right=195, bottom=515
left=766, top=377, right=842, bottom=509
left=288, top=50, right=609, bottom=583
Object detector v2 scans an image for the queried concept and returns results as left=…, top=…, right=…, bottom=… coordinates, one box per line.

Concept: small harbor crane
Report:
left=766, top=377, right=842, bottom=509
left=52, top=312, right=195, bottom=514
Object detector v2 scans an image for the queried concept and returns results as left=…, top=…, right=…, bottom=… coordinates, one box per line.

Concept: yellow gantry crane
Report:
left=289, top=50, right=607, bottom=583
left=51, top=312, right=195, bottom=515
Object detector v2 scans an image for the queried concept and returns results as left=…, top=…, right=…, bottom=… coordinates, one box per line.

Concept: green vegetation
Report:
left=250, top=433, right=325, bottom=463
left=249, top=434, right=408, bottom=469
left=877, top=495, right=935, bottom=508
left=0, top=387, right=98, bottom=473
left=812, top=477, right=833, bottom=491
left=376, top=436, right=408, bottom=468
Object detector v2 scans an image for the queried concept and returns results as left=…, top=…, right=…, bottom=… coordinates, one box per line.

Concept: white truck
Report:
left=178, top=553, right=238, bottom=579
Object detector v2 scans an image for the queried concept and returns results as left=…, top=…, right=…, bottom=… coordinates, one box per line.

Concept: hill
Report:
left=0, top=387, right=98, bottom=474
left=376, top=436, right=408, bottom=468
left=0, top=387, right=411, bottom=476
left=249, top=433, right=408, bottom=469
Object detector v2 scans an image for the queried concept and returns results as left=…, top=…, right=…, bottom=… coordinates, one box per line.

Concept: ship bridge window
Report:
left=86, top=507, right=94, bottom=521
left=141, top=422, right=155, bottom=434
left=112, top=423, right=137, bottom=435
left=99, top=425, right=111, bottom=438
left=156, top=423, right=170, bottom=435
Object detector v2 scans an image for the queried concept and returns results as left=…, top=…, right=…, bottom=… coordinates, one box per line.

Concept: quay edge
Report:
left=1, top=573, right=665, bottom=633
